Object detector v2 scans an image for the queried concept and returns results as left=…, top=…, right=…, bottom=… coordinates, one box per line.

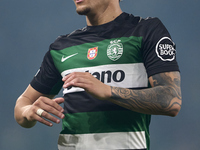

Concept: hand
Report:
left=62, top=72, right=111, bottom=100
left=22, top=97, right=65, bottom=127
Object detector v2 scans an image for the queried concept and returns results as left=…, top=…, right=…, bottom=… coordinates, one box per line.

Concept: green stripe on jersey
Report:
left=61, top=110, right=151, bottom=134
left=50, top=36, right=143, bottom=73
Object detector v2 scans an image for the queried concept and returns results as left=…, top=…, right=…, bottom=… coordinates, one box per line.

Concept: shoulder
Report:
left=122, top=13, right=167, bottom=37
left=138, top=16, right=165, bottom=32
left=133, top=16, right=170, bottom=41
left=140, top=16, right=161, bottom=24
left=49, top=27, right=87, bottom=51
left=123, top=12, right=162, bottom=26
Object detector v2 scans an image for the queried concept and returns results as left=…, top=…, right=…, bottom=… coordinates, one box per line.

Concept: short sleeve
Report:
left=30, top=51, right=63, bottom=95
left=141, top=18, right=179, bottom=77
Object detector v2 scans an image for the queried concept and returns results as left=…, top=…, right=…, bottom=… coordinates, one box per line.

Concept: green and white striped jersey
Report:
left=31, top=12, right=179, bottom=150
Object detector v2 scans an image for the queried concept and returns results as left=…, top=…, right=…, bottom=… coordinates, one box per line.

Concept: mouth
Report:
left=76, top=0, right=84, bottom=4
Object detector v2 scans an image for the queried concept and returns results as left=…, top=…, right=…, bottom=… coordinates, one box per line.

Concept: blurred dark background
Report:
left=0, top=0, right=199, bottom=149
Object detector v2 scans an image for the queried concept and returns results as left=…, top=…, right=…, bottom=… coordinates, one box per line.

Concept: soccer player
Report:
left=14, top=0, right=182, bottom=149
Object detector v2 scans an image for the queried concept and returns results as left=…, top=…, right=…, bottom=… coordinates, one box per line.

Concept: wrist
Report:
left=104, top=85, right=112, bottom=100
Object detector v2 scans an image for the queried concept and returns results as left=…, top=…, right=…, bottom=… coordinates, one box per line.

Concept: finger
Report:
left=62, top=72, right=84, bottom=83
left=39, top=110, right=62, bottom=124
left=41, top=103, right=65, bottom=119
left=63, top=78, right=81, bottom=88
left=62, top=73, right=72, bottom=81
left=36, top=108, right=44, bottom=116
left=63, top=74, right=87, bottom=88
left=62, top=74, right=76, bottom=88
left=34, top=97, right=64, bottom=119
left=53, top=97, right=64, bottom=105
left=39, top=97, right=64, bottom=113
left=35, top=113, right=53, bottom=127
left=35, top=108, right=63, bottom=126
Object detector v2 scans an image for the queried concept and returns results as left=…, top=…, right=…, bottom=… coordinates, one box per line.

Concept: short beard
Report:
left=76, top=7, right=90, bottom=15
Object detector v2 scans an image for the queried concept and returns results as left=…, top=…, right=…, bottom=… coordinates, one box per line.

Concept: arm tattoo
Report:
left=110, top=72, right=182, bottom=116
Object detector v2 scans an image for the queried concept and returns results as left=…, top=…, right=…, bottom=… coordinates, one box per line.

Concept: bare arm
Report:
left=14, top=85, right=64, bottom=128
left=109, top=71, right=182, bottom=116
left=62, top=71, right=182, bottom=117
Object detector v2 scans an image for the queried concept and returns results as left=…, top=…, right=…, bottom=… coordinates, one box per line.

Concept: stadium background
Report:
left=0, top=0, right=199, bottom=149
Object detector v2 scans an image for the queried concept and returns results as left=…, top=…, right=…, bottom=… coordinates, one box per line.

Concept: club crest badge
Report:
left=87, top=47, right=98, bottom=60
left=107, top=39, right=123, bottom=61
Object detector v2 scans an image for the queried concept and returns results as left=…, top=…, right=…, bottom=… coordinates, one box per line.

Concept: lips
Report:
left=76, top=0, right=84, bottom=3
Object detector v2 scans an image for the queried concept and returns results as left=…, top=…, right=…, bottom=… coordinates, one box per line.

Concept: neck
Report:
left=86, top=2, right=122, bottom=26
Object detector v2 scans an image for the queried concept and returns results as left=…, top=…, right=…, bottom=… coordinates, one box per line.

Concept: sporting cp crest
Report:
left=87, top=47, right=98, bottom=60
left=107, top=39, right=123, bottom=61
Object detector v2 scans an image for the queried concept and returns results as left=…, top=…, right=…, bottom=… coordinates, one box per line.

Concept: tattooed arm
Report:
left=62, top=71, right=181, bottom=116
left=109, top=71, right=182, bottom=117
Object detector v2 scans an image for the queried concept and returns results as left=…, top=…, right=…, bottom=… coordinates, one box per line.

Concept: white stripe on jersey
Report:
left=58, top=131, right=147, bottom=150
left=61, top=63, right=148, bottom=95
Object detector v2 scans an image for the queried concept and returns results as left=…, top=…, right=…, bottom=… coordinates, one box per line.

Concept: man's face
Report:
left=73, top=0, right=110, bottom=15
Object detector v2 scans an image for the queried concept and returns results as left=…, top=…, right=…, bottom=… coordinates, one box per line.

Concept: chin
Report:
left=76, top=6, right=90, bottom=15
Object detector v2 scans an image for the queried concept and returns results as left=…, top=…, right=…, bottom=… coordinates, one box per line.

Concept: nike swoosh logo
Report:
left=61, top=53, right=78, bottom=62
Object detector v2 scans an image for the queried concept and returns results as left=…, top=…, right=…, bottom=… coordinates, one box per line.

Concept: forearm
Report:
left=62, top=71, right=182, bottom=116
left=109, top=86, right=181, bottom=116
left=108, top=72, right=182, bottom=116
left=14, top=96, right=37, bottom=128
